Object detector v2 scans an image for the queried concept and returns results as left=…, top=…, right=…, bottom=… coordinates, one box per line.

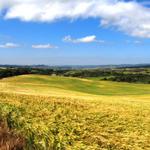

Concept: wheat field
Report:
left=0, top=75, right=150, bottom=149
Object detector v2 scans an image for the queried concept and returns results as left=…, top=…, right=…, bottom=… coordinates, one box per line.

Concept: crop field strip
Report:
left=0, top=75, right=150, bottom=149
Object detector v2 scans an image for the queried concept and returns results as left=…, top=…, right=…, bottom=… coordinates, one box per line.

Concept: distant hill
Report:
left=0, top=64, right=150, bottom=69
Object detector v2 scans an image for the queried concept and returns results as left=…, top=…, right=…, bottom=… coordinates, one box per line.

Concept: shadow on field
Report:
left=0, top=121, right=25, bottom=150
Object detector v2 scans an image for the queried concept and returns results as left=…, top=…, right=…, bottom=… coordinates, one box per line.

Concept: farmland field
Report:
left=0, top=74, right=150, bottom=149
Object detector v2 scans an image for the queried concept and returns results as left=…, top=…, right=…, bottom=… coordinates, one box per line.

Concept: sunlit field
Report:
left=0, top=75, right=150, bottom=149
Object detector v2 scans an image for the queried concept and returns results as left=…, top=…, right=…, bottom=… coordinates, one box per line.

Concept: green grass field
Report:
left=0, top=75, right=150, bottom=149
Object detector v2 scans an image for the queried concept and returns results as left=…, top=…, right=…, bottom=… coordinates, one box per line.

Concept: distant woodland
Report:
left=0, top=67, right=150, bottom=84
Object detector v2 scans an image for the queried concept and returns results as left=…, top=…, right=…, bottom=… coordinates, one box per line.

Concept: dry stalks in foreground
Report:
left=0, top=121, right=25, bottom=150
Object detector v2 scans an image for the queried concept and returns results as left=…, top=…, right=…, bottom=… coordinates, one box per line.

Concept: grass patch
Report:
left=1, top=75, right=150, bottom=96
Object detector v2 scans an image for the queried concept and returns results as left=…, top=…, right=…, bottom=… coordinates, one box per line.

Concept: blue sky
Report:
left=0, top=0, right=150, bottom=65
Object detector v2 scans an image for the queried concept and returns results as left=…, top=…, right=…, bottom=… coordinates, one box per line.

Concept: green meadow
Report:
left=0, top=75, right=150, bottom=149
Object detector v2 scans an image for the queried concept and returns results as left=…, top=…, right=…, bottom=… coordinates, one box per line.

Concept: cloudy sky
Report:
left=0, top=0, right=150, bottom=65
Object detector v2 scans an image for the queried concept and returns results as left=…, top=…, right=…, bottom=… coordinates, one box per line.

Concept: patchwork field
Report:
left=0, top=75, right=150, bottom=149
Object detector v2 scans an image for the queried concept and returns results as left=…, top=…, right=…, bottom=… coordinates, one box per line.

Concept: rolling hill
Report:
left=0, top=75, right=150, bottom=149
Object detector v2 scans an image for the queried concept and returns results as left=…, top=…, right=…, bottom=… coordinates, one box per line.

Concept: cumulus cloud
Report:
left=32, top=44, right=58, bottom=49
left=0, top=42, right=19, bottom=48
left=1, top=0, right=150, bottom=38
left=134, top=40, right=142, bottom=44
left=126, top=40, right=142, bottom=44
left=63, top=35, right=104, bottom=43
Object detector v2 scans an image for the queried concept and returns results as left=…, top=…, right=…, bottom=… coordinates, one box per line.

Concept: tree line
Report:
left=0, top=67, right=150, bottom=84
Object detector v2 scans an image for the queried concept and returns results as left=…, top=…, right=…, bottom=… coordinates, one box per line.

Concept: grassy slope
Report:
left=0, top=75, right=150, bottom=149
left=1, top=74, right=150, bottom=96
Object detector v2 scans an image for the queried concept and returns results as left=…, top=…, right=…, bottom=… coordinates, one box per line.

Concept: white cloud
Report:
left=126, top=40, right=142, bottom=44
left=63, top=35, right=104, bottom=43
left=1, top=0, right=150, bottom=38
left=32, top=44, right=58, bottom=49
left=134, top=40, right=142, bottom=44
left=0, top=42, right=19, bottom=48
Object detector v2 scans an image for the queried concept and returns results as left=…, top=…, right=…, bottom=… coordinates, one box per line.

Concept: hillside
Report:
left=1, top=75, right=150, bottom=97
left=0, top=75, right=150, bottom=149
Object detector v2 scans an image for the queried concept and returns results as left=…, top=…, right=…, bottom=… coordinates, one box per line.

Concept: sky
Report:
left=0, top=0, right=150, bottom=65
